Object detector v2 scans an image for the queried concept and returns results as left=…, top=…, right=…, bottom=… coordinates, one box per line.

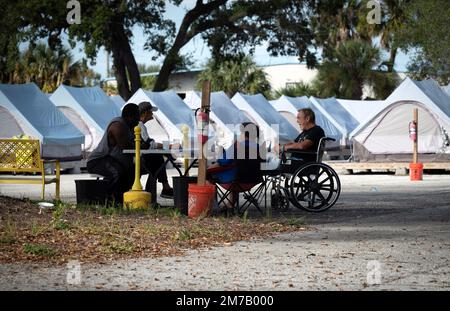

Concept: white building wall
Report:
left=262, top=64, right=318, bottom=91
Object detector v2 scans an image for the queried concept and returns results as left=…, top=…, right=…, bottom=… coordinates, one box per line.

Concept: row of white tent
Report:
left=1, top=77, right=450, bottom=164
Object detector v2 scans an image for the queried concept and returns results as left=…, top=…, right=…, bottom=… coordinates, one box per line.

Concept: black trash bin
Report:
left=75, top=179, right=108, bottom=205
left=172, top=176, right=197, bottom=215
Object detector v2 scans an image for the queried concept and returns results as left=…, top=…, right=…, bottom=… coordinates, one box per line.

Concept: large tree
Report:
left=0, top=1, right=22, bottom=83
left=152, top=0, right=316, bottom=91
left=6, top=0, right=174, bottom=100
left=396, top=0, right=450, bottom=83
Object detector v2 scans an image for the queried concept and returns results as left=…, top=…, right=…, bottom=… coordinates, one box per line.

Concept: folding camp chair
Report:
left=214, top=144, right=266, bottom=216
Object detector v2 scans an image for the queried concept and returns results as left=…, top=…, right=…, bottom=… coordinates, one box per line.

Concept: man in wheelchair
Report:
left=280, top=108, right=325, bottom=164
left=272, top=108, right=341, bottom=212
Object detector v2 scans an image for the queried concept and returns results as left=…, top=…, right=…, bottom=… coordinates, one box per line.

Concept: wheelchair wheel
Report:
left=270, top=176, right=290, bottom=210
left=289, top=162, right=340, bottom=212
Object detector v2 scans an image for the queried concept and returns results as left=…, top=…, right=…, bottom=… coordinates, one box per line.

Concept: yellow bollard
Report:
left=182, top=125, right=190, bottom=176
left=123, top=126, right=151, bottom=209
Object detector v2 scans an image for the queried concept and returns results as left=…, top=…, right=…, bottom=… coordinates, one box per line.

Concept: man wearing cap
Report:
left=138, top=101, right=174, bottom=198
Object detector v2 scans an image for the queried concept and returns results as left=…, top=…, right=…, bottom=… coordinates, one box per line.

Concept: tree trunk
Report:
left=111, top=47, right=131, bottom=100
left=387, top=47, right=398, bottom=73
left=152, top=44, right=184, bottom=92
left=353, top=79, right=364, bottom=100
left=153, top=0, right=227, bottom=92
left=110, top=23, right=142, bottom=101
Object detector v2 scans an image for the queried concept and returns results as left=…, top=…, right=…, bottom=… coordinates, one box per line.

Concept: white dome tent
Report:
left=336, top=98, right=389, bottom=124
left=110, top=95, right=126, bottom=111
left=270, top=95, right=343, bottom=148
left=0, top=83, right=84, bottom=160
left=349, top=78, right=450, bottom=162
left=50, top=85, right=121, bottom=152
left=127, top=89, right=196, bottom=144
left=184, top=91, right=249, bottom=148
left=351, top=101, right=450, bottom=162
left=309, top=97, right=360, bottom=146
left=231, top=93, right=298, bottom=145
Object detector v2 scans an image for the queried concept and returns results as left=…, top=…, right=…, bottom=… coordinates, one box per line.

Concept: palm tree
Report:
left=273, top=82, right=318, bottom=98
left=197, top=56, right=271, bottom=98
left=357, top=0, right=408, bottom=72
left=313, top=40, right=399, bottom=99
left=313, top=0, right=368, bottom=59
left=15, top=44, right=100, bottom=92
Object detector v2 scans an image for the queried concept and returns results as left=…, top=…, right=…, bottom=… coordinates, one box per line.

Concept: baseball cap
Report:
left=138, top=101, right=158, bottom=113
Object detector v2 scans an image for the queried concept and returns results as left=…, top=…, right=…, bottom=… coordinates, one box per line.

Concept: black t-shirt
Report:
left=291, top=125, right=325, bottom=162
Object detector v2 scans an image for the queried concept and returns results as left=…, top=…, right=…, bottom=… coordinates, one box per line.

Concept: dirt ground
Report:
left=0, top=173, right=449, bottom=290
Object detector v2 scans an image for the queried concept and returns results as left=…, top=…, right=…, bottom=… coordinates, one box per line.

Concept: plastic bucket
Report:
left=173, top=176, right=197, bottom=215
left=409, top=162, right=423, bottom=181
left=188, top=184, right=216, bottom=219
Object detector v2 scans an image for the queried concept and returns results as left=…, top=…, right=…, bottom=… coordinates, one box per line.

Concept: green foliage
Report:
left=396, top=0, right=450, bottom=83
left=197, top=55, right=271, bottom=98
left=137, top=63, right=159, bottom=91
left=0, top=217, right=17, bottom=244
left=5, top=43, right=100, bottom=91
left=273, top=82, right=318, bottom=98
left=176, top=228, right=194, bottom=241
left=153, top=0, right=317, bottom=91
left=313, top=40, right=399, bottom=99
left=23, top=243, right=57, bottom=257
left=203, top=0, right=316, bottom=66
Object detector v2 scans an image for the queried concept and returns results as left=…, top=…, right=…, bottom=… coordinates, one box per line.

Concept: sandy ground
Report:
left=0, top=170, right=449, bottom=290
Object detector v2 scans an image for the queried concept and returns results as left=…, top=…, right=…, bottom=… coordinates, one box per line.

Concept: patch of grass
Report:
left=54, top=220, right=71, bottom=230
left=30, top=220, right=47, bottom=236
left=154, top=207, right=177, bottom=218
left=176, top=228, right=194, bottom=241
left=143, top=223, right=160, bottom=235
left=281, top=215, right=306, bottom=228
left=1, top=195, right=307, bottom=264
left=100, top=234, right=135, bottom=254
left=0, top=218, right=17, bottom=244
left=242, top=210, right=249, bottom=224
left=23, top=243, right=57, bottom=257
left=108, top=241, right=135, bottom=254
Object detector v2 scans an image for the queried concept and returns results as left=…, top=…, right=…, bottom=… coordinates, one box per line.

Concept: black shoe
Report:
left=160, top=188, right=174, bottom=199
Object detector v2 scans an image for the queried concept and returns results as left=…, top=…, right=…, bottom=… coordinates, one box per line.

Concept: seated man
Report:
left=208, top=122, right=263, bottom=211
left=138, top=101, right=173, bottom=198
left=280, top=108, right=325, bottom=163
left=87, top=103, right=139, bottom=204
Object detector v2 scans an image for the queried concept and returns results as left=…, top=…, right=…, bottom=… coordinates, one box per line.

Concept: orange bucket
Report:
left=188, top=184, right=216, bottom=219
left=409, top=162, right=423, bottom=181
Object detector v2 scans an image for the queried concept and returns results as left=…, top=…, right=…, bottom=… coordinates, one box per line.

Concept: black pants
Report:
left=141, top=154, right=168, bottom=192
left=87, top=156, right=134, bottom=204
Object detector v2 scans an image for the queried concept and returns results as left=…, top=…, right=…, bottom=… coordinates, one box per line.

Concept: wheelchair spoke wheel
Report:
left=289, top=162, right=340, bottom=212
left=270, top=175, right=290, bottom=210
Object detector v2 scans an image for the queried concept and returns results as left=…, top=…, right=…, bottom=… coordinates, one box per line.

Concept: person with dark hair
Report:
left=87, top=103, right=140, bottom=204
left=138, top=101, right=173, bottom=198
left=279, top=108, right=325, bottom=162
left=208, top=122, right=263, bottom=212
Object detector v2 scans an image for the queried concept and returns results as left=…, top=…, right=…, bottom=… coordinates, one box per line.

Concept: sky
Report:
left=74, top=0, right=410, bottom=79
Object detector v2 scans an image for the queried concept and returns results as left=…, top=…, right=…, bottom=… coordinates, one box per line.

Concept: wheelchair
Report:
left=266, top=137, right=341, bottom=213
